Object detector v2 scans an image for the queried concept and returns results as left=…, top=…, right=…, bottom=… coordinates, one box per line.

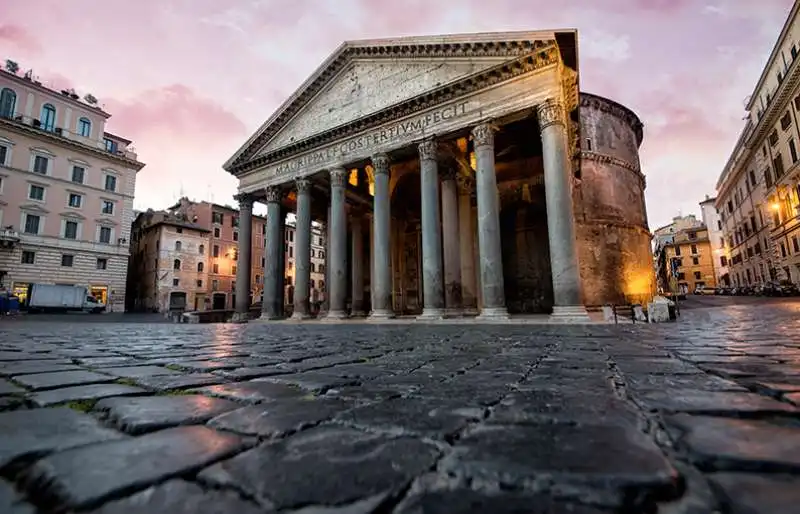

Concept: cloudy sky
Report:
left=1, top=0, right=793, bottom=228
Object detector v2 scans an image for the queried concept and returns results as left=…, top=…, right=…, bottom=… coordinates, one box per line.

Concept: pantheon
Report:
left=223, top=30, right=655, bottom=322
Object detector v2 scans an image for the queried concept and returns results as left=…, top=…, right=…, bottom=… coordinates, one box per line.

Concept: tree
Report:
left=4, top=60, right=19, bottom=75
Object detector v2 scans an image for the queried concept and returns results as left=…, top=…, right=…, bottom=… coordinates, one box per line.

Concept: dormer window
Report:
left=77, top=117, right=92, bottom=137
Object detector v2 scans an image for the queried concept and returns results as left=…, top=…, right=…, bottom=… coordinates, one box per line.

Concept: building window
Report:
left=255, top=274, right=260, bottom=284
left=692, top=257, right=699, bottom=265
left=773, top=154, right=785, bottom=178
left=23, top=214, right=40, bottom=234
left=212, top=263, right=219, bottom=273
left=20, top=251, right=35, bottom=264
left=233, top=231, right=239, bottom=241
left=77, top=117, right=92, bottom=137
left=311, top=279, right=316, bottom=288
left=231, top=281, right=236, bottom=292
left=175, top=241, right=182, bottom=251
left=232, top=265, right=237, bottom=275
left=289, top=246, right=293, bottom=258
left=101, top=200, right=114, bottom=215
left=32, top=155, right=48, bottom=174
left=104, top=175, right=117, bottom=192
left=793, top=237, right=799, bottom=253
left=781, top=111, right=793, bottom=131
left=0, top=88, right=16, bottom=118
left=688, top=231, right=697, bottom=240
left=64, top=220, right=78, bottom=239
left=781, top=242, right=787, bottom=258
left=71, top=166, right=85, bottom=183
left=211, top=280, right=218, bottom=290
left=720, top=255, right=728, bottom=266
left=319, top=264, right=325, bottom=273
left=213, top=227, right=220, bottom=238
left=175, top=227, right=183, bottom=234
left=212, top=212, right=223, bottom=224
left=310, top=262, right=315, bottom=272
left=196, top=279, right=203, bottom=288
left=40, top=104, right=56, bottom=132
left=28, top=184, right=45, bottom=201
left=319, top=251, right=324, bottom=259
left=692, top=271, right=700, bottom=280
left=104, top=138, right=117, bottom=153
left=212, top=245, right=219, bottom=257
left=0, top=145, right=7, bottom=167
left=96, top=258, right=108, bottom=270
left=99, top=226, right=112, bottom=243
left=68, top=193, right=82, bottom=208
left=61, top=254, right=74, bottom=267
left=173, top=259, right=181, bottom=270
left=198, top=244, right=205, bottom=254
left=768, top=129, right=779, bottom=146
left=690, top=244, right=698, bottom=254
left=173, top=278, right=179, bottom=286
left=197, top=262, right=204, bottom=272
left=674, top=246, right=682, bottom=256
left=791, top=139, right=799, bottom=164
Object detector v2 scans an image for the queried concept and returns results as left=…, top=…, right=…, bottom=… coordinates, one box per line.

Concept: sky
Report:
left=0, top=0, right=794, bottom=229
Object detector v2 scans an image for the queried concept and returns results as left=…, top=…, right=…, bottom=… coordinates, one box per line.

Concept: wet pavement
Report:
left=0, top=297, right=799, bottom=513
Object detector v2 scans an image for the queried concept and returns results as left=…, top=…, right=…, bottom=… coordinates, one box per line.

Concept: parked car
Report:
left=697, top=286, right=716, bottom=295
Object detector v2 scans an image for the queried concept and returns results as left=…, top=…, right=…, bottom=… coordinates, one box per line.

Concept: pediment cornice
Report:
left=230, top=43, right=564, bottom=175
left=19, top=203, right=49, bottom=214
left=227, top=32, right=574, bottom=174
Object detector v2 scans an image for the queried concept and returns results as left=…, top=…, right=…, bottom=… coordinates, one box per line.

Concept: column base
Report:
left=350, top=309, right=366, bottom=318
left=462, top=306, right=479, bottom=317
left=289, top=311, right=312, bottom=321
left=368, top=310, right=396, bottom=320
left=258, top=313, right=283, bottom=321
left=417, top=308, right=445, bottom=321
left=476, top=307, right=509, bottom=321
left=230, top=312, right=250, bottom=323
left=322, top=310, right=348, bottom=321
left=445, top=308, right=464, bottom=318
left=549, top=305, right=591, bottom=323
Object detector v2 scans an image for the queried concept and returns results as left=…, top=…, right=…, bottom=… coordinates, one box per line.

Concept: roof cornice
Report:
left=225, top=33, right=572, bottom=173
left=0, top=69, right=111, bottom=118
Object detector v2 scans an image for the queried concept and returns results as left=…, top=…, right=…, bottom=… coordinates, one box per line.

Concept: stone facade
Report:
left=0, top=68, right=144, bottom=311
left=222, top=31, right=655, bottom=321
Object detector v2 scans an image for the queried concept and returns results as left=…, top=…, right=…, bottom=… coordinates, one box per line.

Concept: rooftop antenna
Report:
left=179, top=181, right=185, bottom=199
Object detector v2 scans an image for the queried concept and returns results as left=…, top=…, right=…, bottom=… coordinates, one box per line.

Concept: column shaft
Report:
left=369, top=154, right=394, bottom=318
left=351, top=215, right=365, bottom=316
left=291, top=178, right=312, bottom=319
left=441, top=168, right=462, bottom=315
left=538, top=98, right=589, bottom=320
left=325, top=168, right=348, bottom=319
left=277, top=208, right=287, bottom=316
left=261, top=187, right=283, bottom=319
left=233, top=194, right=253, bottom=322
left=472, top=124, right=508, bottom=319
left=418, top=139, right=445, bottom=319
left=458, top=176, right=478, bottom=314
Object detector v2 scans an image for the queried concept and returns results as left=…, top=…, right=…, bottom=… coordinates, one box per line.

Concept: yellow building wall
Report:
left=665, top=230, right=717, bottom=292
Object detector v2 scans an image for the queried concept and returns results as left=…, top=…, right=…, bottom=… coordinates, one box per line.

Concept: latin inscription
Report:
left=270, top=101, right=470, bottom=179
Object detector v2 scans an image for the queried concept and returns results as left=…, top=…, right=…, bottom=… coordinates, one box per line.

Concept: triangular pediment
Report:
left=19, top=203, right=49, bottom=214
left=60, top=211, right=86, bottom=220
left=226, top=30, right=573, bottom=171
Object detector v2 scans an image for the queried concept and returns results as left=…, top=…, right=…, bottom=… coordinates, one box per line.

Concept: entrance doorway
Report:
left=212, top=293, right=226, bottom=310
left=169, top=292, right=187, bottom=311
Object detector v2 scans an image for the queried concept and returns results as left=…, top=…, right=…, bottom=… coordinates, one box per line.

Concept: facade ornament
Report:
left=537, top=98, right=566, bottom=130
left=372, top=153, right=391, bottom=176
left=295, top=177, right=311, bottom=193
left=456, top=173, right=474, bottom=194
left=471, top=123, right=495, bottom=147
left=233, top=193, right=254, bottom=209
left=264, top=186, right=282, bottom=204
left=418, top=139, right=438, bottom=161
left=329, top=167, right=347, bottom=187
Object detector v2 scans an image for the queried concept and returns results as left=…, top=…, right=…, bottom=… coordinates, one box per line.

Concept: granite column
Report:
left=261, top=187, right=283, bottom=320
left=290, top=178, right=312, bottom=320
left=472, top=123, right=508, bottom=319
left=232, top=193, right=253, bottom=323
left=417, top=138, right=445, bottom=319
left=457, top=175, right=478, bottom=314
left=538, top=98, right=589, bottom=321
left=324, top=167, right=348, bottom=319
left=350, top=214, right=365, bottom=317
left=441, top=165, right=462, bottom=316
left=369, top=153, right=394, bottom=319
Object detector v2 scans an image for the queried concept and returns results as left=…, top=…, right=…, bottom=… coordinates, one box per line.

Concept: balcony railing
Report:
left=0, top=111, right=138, bottom=160
left=0, top=227, right=21, bottom=249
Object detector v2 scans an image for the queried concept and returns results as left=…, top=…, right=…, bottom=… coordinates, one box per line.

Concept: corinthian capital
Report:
left=418, top=139, right=437, bottom=162
left=470, top=123, right=496, bottom=148
left=234, top=193, right=254, bottom=210
left=264, top=186, right=282, bottom=204
left=295, top=177, right=311, bottom=193
left=537, top=98, right=566, bottom=130
left=329, top=167, right=347, bottom=188
left=372, top=153, right=390, bottom=176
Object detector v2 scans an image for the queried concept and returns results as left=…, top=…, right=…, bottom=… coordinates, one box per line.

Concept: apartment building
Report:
left=126, top=210, right=210, bottom=312
left=699, top=196, right=729, bottom=285
left=659, top=225, right=716, bottom=294
left=157, top=198, right=326, bottom=312
left=0, top=63, right=144, bottom=309
left=716, top=2, right=800, bottom=285
left=652, top=215, right=704, bottom=293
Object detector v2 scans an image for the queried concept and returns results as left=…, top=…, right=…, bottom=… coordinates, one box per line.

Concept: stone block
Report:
left=209, top=397, right=351, bottom=437
left=95, top=395, right=240, bottom=434
left=193, top=380, right=305, bottom=404
left=0, top=479, right=35, bottom=514
left=31, top=384, right=149, bottom=407
left=707, top=472, right=800, bottom=514
left=12, top=370, right=115, bottom=391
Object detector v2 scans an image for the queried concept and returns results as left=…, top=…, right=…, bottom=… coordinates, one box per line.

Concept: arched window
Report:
left=40, top=104, right=56, bottom=132
left=310, top=263, right=315, bottom=273
left=175, top=241, right=182, bottom=251
left=198, top=244, right=205, bottom=254
left=0, top=88, right=16, bottom=118
left=197, top=262, right=204, bottom=272
left=173, top=259, right=181, bottom=270
left=77, top=117, right=92, bottom=137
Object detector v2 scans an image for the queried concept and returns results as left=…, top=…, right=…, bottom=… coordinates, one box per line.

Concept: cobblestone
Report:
left=0, top=296, right=797, bottom=512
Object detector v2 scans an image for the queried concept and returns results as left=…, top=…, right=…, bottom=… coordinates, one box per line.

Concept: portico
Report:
left=224, top=31, right=591, bottom=322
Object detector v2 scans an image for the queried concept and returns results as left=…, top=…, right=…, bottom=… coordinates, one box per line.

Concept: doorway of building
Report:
left=212, top=293, right=226, bottom=310
left=169, top=292, right=187, bottom=311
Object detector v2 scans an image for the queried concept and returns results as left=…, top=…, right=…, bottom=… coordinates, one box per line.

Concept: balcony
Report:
left=0, top=227, right=21, bottom=249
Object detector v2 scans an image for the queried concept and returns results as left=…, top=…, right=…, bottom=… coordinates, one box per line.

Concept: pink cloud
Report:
left=0, top=24, right=42, bottom=55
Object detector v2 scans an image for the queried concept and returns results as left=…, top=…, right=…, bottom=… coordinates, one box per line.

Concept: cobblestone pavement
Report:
left=1, top=298, right=800, bottom=513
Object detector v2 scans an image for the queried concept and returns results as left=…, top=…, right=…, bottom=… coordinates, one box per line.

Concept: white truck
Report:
left=26, top=284, right=106, bottom=314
